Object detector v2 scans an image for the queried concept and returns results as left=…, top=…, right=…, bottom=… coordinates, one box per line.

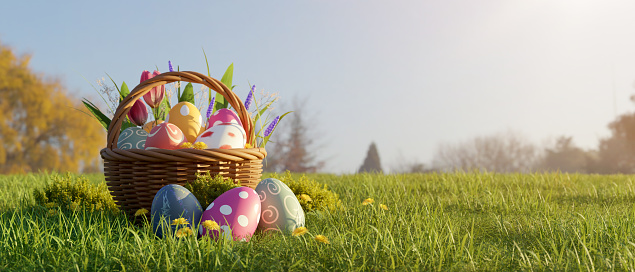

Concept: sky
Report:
left=2, top=0, right=635, bottom=173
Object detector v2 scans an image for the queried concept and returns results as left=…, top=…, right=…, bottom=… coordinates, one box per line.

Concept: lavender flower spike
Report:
left=206, top=96, right=215, bottom=120
left=264, top=115, right=280, bottom=137
left=168, top=61, right=174, bottom=72
left=245, top=85, right=255, bottom=110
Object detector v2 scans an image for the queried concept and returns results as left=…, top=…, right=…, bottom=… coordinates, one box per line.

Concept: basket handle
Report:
left=106, top=71, right=253, bottom=149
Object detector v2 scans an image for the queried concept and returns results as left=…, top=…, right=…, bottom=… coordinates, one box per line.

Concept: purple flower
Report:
left=168, top=61, right=174, bottom=72
left=264, top=116, right=279, bottom=137
left=128, top=99, right=149, bottom=126
left=245, top=85, right=255, bottom=110
left=206, top=96, right=215, bottom=120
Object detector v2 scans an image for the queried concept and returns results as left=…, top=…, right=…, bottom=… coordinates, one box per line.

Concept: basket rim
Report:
left=100, top=147, right=267, bottom=162
left=106, top=71, right=254, bottom=150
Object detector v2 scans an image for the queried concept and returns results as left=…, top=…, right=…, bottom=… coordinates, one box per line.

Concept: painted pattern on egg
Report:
left=195, top=123, right=246, bottom=149
left=199, top=187, right=261, bottom=241
left=256, top=178, right=305, bottom=234
left=206, top=108, right=242, bottom=129
left=117, top=127, right=148, bottom=150
left=166, top=102, right=203, bottom=143
left=145, top=122, right=187, bottom=150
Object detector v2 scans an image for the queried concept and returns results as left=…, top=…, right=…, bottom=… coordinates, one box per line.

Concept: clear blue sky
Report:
left=2, top=0, right=635, bottom=173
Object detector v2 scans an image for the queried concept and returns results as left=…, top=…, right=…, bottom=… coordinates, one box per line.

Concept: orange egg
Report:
left=145, top=122, right=186, bottom=150
left=143, top=120, right=164, bottom=133
left=165, top=102, right=203, bottom=143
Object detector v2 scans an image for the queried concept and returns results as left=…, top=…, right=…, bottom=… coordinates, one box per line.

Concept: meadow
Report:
left=2, top=172, right=635, bottom=271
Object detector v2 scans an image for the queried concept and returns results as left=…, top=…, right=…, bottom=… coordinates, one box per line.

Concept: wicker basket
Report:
left=100, top=71, right=267, bottom=215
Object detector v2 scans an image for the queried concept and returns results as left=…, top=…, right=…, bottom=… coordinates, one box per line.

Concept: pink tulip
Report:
left=141, top=70, right=165, bottom=108
left=128, top=99, right=149, bottom=126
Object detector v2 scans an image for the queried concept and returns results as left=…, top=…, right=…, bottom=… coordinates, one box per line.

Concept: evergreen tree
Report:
left=358, top=142, right=383, bottom=173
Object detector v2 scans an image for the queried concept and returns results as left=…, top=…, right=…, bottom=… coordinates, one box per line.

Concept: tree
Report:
left=593, top=112, right=635, bottom=173
left=540, top=136, right=589, bottom=173
left=432, top=130, right=540, bottom=173
left=358, top=142, right=383, bottom=173
left=263, top=97, right=325, bottom=173
left=0, top=42, right=105, bottom=174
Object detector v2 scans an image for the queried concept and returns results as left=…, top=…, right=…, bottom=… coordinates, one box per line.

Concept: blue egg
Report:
left=117, top=127, right=148, bottom=150
left=151, top=184, right=203, bottom=238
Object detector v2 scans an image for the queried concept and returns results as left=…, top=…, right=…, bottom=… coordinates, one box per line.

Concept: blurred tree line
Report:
left=429, top=101, right=635, bottom=173
left=0, top=42, right=104, bottom=174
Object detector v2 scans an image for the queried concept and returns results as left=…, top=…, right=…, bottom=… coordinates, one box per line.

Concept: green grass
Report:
left=2, top=172, right=635, bottom=271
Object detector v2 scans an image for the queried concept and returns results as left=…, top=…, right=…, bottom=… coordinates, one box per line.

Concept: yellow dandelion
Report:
left=69, top=202, right=80, bottom=211
left=202, top=220, right=220, bottom=231
left=245, top=143, right=253, bottom=148
left=175, top=227, right=193, bottom=238
left=193, top=142, right=207, bottom=150
left=45, top=202, right=56, bottom=209
left=314, top=235, right=330, bottom=244
left=299, top=194, right=312, bottom=202
left=380, top=204, right=388, bottom=210
left=180, top=142, right=194, bottom=149
left=292, top=227, right=309, bottom=236
left=135, top=208, right=149, bottom=217
left=48, top=209, right=57, bottom=216
left=95, top=202, right=103, bottom=211
left=171, top=217, right=189, bottom=226
left=362, top=198, right=374, bottom=205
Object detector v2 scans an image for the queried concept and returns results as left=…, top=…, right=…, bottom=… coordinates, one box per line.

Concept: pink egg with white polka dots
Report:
left=199, top=187, right=261, bottom=241
left=206, top=108, right=242, bottom=129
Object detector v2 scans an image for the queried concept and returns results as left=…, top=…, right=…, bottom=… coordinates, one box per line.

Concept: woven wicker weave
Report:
left=101, top=71, right=266, bottom=214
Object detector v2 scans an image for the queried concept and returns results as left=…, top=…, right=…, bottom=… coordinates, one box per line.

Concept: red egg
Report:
left=145, top=122, right=187, bottom=150
left=207, top=108, right=242, bottom=129
left=199, top=187, right=261, bottom=241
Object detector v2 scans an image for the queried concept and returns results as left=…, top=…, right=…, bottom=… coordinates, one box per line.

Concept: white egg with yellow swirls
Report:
left=255, top=178, right=305, bottom=234
left=117, top=127, right=148, bottom=150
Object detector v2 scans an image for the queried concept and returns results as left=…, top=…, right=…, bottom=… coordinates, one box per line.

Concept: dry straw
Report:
left=101, top=71, right=267, bottom=215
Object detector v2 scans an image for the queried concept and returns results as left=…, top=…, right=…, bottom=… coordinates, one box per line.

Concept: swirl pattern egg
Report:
left=166, top=102, right=203, bottom=143
left=256, top=178, right=305, bottom=234
left=117, top=127, right=148, bottom=150
left=145, top=122, right=187, bottom=150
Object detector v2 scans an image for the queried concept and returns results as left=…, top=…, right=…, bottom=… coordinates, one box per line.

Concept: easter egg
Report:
left=117, top=127, right=148, bottom=150
left=145, top=122, right=187, bottom=150
left=151, top=184, right=203, bottom=238
left=207, top=108, right=242, bottom=129
left=143, top=120, right=164, bottom=133
left=166, top=102, right=203, bottom=143
left=255, top=178, right=305, bottom=234
left=195, top=123, right=246, bottom=149
left=199, top=187, right=261, bottom=241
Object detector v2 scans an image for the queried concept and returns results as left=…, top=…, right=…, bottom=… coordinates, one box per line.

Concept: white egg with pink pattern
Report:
left=195, top=123, right=246, bottom=149
left=199, top=187, right=261, bottom=241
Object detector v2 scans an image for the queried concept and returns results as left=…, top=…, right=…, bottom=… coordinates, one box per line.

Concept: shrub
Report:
left=183, top=174, right=240, bottom=209
left=270, top=171, right=343, bottom=213
left=33, top=174, right=118, bottom=213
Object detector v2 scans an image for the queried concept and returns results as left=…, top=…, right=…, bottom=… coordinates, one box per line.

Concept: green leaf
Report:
left=119, top=82, right=130, bottom=103
left=120, top=121, right=136, bottom=132
left=179, top=83, right=195, bottom=104
left=81, top=99, right=111, bottom=130
left=262, top=111, right=293, bottom=148
left=215, top=63, right=233, bottom=112
left=253, top=100, right=276, bottom=126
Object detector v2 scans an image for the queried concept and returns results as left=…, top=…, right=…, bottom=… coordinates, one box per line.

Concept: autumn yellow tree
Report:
left=0, top=42, right=105, bottom=174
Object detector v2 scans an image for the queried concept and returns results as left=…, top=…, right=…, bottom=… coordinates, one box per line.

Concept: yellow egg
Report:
left=165, top=102, right=203, bottom=143
left=143, top=120, right=164, bottom=133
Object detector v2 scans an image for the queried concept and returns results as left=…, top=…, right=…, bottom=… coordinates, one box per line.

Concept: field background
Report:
left=2, top=172, right=635, bottom=271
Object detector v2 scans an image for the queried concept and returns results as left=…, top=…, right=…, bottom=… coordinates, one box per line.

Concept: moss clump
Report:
left=33, top=174, right=118, bottom=213
left=270, top=171, right=343, bottom=213
left=184, top=174, right=240, bottom=209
